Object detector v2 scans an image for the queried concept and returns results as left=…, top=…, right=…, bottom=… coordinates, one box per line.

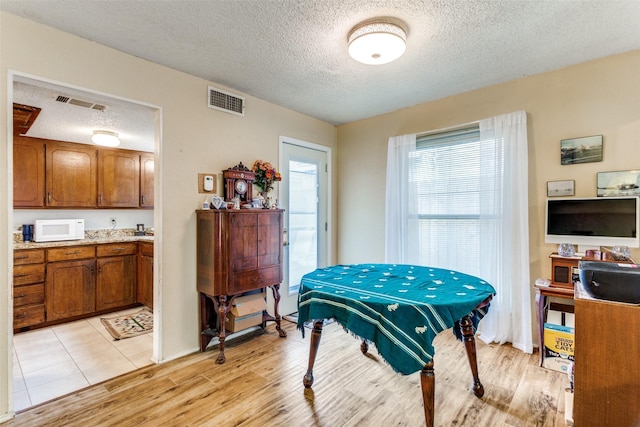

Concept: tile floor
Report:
left=12, top=307, right=154, bottom=412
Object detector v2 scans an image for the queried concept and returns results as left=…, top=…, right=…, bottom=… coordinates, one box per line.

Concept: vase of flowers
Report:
left=251, top=160, right=282, bottom=195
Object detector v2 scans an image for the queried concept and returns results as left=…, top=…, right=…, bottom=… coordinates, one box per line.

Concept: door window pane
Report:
left=288, top=160, right=318, bottom=293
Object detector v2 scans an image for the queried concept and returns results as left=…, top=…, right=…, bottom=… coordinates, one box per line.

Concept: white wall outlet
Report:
left=204, top=175, right=214, bottom=191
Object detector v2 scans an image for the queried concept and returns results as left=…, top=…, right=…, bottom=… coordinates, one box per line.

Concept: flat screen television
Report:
left=545, top=196, right=639, bottom=250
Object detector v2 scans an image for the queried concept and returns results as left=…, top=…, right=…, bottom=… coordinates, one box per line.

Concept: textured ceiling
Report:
left=4, top=0, right=640, bottom=136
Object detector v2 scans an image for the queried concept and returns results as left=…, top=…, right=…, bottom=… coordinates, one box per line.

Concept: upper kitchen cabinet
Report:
left=13, top=103, right=41, bottom=136
left=13, top=136, right=45, bottom=207
left=13, top=136, right=154, bottom=209
left=140, top=153, right=154, bottom=208
left=98, top=149, right=140, bottom=208
left=46, top=140, right=98, bottom=207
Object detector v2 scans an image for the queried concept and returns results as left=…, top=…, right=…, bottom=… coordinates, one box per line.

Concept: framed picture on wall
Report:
left=597, top=170, right=640, bottom=197
left=560, top=135, right=603, bottom=165
left=547, top=180, right=575, bottom=197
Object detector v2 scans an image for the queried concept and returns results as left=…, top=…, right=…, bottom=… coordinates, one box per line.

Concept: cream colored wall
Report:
left=336, top=49, right=640, bottom=340
left=0, top=12, right=337, bottom=420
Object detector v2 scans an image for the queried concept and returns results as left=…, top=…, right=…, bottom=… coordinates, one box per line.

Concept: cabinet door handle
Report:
left=48, top=192, right=51, bottom=204
left=16, top=293, right=26, bottom=298
left=14, top=273, right=29, bottom=278
left=15, top=255, right=28, bottom=260
left=141, top=195, right=145, bottom=204
left=99, top=193, right=103, bottom=205
left=66, top=251, right=80, bottom=255
left=111, top=247, right=126, bottom=252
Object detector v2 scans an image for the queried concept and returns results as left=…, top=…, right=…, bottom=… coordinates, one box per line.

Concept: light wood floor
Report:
left=7, top=320, right=570, bottom=426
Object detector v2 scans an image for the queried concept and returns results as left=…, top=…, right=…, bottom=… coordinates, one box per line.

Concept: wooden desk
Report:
left=297, top=264, right=496, bottom=427
left=534, top=284, right=574, bottom=367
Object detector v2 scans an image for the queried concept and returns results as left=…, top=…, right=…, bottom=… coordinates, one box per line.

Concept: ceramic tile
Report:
left=13, top=328, right=64, bottom=360
left=58, top=329, right=114, bottom=357
left=12, top=390, right=32, bottom=412
left=13, top=311, right=153, bottom=411
left=52, top=319, right=98, bottom=340
left=17, top=347, right=73, bottom=375
left=13, top=364, right=26, bottom=393
left=74, top=346, right=137, bottom=384
left=111, top=333, right=152, bottom=358
left=28, top=372, right=90, bottom=406
left=23, top=358, right=83, bottom=389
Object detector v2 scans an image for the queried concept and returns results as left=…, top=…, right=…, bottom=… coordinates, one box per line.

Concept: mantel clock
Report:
left=223, top=162, right=255, bottom=202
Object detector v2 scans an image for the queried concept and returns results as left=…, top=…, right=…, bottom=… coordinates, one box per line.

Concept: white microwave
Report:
left=34, top=219, right=85, bottom=242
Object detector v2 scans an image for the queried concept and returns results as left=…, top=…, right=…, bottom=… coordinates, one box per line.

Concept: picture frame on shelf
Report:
left=560, top=135, right=603, bottom=165
left=547, top=180, right=575, bottom=197
left=596, top=170, right=640, bottom=197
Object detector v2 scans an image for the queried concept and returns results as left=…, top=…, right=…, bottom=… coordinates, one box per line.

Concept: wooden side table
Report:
left=534, top=284, right=574, bottom=367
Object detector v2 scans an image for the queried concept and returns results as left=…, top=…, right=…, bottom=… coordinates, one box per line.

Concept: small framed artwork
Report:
left=560, top=135, right=603, bottom=165
left=547, top=180, right=575, bottom=197
left=597, top=170, right=640, bottom=197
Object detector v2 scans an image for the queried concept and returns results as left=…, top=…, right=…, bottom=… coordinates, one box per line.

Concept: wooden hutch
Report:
left=196, top=209, right=287, bottom=363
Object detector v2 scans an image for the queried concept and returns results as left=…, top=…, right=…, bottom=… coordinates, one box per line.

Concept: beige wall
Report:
left=336, top=49, right=640, bottom=337
left=0, top=12, right=337, bottom=419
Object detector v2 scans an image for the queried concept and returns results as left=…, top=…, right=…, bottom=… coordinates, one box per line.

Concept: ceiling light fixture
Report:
left=92, top=130, right=120, bottom=147
left=348, top=18, right=407, bottom=65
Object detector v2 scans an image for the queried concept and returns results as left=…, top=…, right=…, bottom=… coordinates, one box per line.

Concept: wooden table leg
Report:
left=535, top=290, right=546, bottom=367
left=269, top=284, right=288, bottom=337
left=360, top=339, right=369, bottom=354
left=420, top=362, right=435, bottom=427
left=303, top=320, right=324, bottom=388
left=215, top=295, right=231, bottom=364
left=460, top=314, right=485, bottom=398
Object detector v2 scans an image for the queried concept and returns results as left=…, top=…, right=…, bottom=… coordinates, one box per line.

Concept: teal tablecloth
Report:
left=297, top=264, right=496, bottom=375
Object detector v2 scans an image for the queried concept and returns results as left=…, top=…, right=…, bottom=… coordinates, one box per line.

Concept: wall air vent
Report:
left=208, top=86, right=245, bottom=116
left=53, top=94, right=107, bottom=112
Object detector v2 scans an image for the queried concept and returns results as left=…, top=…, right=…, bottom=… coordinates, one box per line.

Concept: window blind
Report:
left=414, top=126, right=490, bottom=274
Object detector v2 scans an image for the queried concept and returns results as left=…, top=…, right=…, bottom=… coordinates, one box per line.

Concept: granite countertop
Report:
left=14, top=228, right=154, bottom=250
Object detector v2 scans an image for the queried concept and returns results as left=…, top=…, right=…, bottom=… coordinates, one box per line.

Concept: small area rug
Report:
left=101, top=307, right=153, bottom=340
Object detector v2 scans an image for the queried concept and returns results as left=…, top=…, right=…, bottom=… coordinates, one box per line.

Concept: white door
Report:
left=277, top=139, right=328, bottom=316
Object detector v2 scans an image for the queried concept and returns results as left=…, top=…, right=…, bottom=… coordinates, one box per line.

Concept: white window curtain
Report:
left=475, top=111, right=532, bottom=353
left=384, top=111, right=532, bottom=354
left=384, top=133, right=420, bottom=264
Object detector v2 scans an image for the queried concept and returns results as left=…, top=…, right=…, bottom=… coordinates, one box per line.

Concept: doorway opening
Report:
left=277, top=137, right=330, bottom=316
left=8, top=73, right=161, bottom=411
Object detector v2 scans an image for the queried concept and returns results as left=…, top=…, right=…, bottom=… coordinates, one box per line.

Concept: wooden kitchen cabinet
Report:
left=196, top=209, right=286, bottom=363
left=15, top=241, right=151, bottom=332
left=13, top=136, right=45, bottom=207
left=46, top=257, right=96, bottom=321
left=13, top=249, right=46, bottom=331
left=46, top=140, right=98, bottom=207
left=98, top=149, right=140, bottom=207
left=96, top=243, right=137, bottom=310
left=140, top=153, right=154, bottom=208
left=137, top=242, right=154, bottom=309
left=13, top=136, right=153, bottom=209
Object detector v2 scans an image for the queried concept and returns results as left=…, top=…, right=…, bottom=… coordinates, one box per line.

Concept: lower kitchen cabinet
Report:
left=13, top=249, right=46, bottom=330
left=15, top=240, right=151, bottom=331
left=137, top=242, right=154, bottom=309
left=46, top=258, right=96, bottom=321
left=96, top=243, right=137, bottom=310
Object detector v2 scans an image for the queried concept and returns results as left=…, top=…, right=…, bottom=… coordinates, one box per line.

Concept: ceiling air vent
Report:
left=53, top=94, right=107, bottom=112
left=208, top=86, right=245, bottom=116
